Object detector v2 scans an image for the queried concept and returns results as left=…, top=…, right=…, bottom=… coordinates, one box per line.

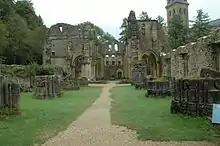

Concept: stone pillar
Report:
left=156, top=62, right=160, bottom=77
left=87, top=63, right=92, bottom=79
left=101, top=57, right=104, bottom=78
left=81, top=65, right=85, bottom=77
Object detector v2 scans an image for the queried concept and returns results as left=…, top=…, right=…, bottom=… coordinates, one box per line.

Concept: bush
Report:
left=1, top=63, right=63, bottom=77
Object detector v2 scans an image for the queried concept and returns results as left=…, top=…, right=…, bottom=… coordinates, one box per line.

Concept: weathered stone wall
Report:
left=33, top=75, right=62, bottom=99
left=103, top=41, right=124, bottom=79
left=171, top=78, right=220, bottom=117
left=137, top=20, right=169, bottom=58
left=124, top=11, right=169, bottom=79
left=44, top=23, right=95, bottom=80
left=171, top=29, right=220, bottom=79
left=0, top=75, right=20, bottom=116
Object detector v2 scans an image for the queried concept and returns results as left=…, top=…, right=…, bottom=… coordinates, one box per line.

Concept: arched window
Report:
left=114, top=44, right=118, bottom=51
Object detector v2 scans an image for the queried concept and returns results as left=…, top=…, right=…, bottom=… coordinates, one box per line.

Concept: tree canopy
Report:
left=0, top=0, right=47, bottom=65
left=0, top=0, right=116, bottom=65
left=168, top=15, right=188, bottom=49
left=189, top=9, right=211, bottom=41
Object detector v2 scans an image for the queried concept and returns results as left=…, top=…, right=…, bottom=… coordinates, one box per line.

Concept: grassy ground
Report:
left=110, top=86, right=220, bottom=141
left=0, top=86, right=101, bottom=146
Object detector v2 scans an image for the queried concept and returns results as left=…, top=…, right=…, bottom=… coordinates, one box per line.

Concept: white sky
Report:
left=32, top=0, right=220, bottom=39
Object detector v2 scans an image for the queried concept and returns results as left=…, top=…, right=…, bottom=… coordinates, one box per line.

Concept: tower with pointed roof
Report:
left=166, top=0, right=189, bottom=27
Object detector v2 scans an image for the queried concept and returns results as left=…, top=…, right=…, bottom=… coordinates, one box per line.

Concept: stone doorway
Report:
left=74, top=55, right=84, bottom=79
left=142, top=53, right=159, bottom=77
left=117, top=71, right=122, bottom=79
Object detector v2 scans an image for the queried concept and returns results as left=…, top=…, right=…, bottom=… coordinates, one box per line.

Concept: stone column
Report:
left=156, top=61, right=160, bottom=77
left=81, top=65, right=85, bottom=77
left=101, top=57, right=104, bottom=78
left=87, top=63, right=91, bottom=79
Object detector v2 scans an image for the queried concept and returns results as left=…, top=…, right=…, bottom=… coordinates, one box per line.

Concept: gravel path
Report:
left=42, top=82, right=216, bottom=146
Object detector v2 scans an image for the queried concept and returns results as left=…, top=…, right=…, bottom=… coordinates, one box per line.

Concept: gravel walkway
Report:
left=42, top=82, right=216, bottom=146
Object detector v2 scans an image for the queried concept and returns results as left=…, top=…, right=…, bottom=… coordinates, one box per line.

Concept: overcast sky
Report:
left=32, top=0, right=219, bottom=39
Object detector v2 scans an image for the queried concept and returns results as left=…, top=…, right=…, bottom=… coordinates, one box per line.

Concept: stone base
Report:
left=33, top=75, right=62, bottom=99
left=146, top=89, right=171, bottom=98
left=170, top=100, right=212, bottom=117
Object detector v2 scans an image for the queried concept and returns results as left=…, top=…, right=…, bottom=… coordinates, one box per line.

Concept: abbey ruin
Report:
left=43, top=0, right=220, bottom=82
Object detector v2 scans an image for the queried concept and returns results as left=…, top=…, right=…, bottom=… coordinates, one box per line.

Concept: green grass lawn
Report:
left=0, top=86, right=101, bottom=146
left=110, top=86, right=220, bottom=141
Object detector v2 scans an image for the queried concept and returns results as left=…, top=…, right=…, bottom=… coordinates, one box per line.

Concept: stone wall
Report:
left=0, top=75, right=20, bottom=116
left=33, top=75, right=62, bottom=99
left=124, top=11, right=169, bottom=79
left=171, top=78, right=220, bottom=117
left=171, top=29, right=220, bottom=79
left=44, top=23, right=95, bottom=80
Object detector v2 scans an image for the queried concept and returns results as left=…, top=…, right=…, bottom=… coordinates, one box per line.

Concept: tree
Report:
left=156, top=15, right=165, bottom=26
left=119, top=18, right=128, bottom=44
left=139, top=11, right=152, bottom=20
left=15, top=0, right=43, bottom=29
left=168, top=15, right=188, bottom=49
left=0, top=22, right=8, bottom=54
left=190, top=9, right=210, bottom=40
left=0, top=0, right=46, bottom=65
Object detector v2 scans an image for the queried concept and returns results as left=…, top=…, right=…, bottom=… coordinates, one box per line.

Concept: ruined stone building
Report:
left=43, top=0, right=219, bottom=81
left=43, top=23, right=98, bottom=80
left=43, top=23, right=124, bottom=80
left=123, top=11, right=169, bottom=79
left=171, top=29, right=220, bottom=79
left=103, top=41, right=124, bottom=79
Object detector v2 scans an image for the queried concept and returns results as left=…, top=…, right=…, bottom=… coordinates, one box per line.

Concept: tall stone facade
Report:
left=103, top=41, right=124, bottom=79
left=171, top=29, right=220, bottom=79
left=123, top=10, right=169, bottom=79
left=43, top=23, right=124, bottom=80
left=43, top=23, right=96, bottom=80
left=165, top=0, right=189, bottom=27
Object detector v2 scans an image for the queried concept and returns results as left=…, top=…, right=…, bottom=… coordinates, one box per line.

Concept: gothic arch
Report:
left=141, top=51, right=162, bottom=77
left=116, top=69, right=123, bottom=79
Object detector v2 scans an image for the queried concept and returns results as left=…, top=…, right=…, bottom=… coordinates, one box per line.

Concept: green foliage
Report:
left=1, top=64, right=63, bottom=77
left=77, top=21, right=116, bottom=54
left=111, top=86, right=219, bottom=141
left=168, top=15, right=188, bottom=49
left=156, top=15, right=165, bottom=26
left=189, top=9, right=211, bottom=41
left=119, top=18, right=128, bottom=44
left=0, top=0, right=47, bottom=65
left=0, top=87, right=101, bottom=146
left=139, top=11, right=152, bottom=20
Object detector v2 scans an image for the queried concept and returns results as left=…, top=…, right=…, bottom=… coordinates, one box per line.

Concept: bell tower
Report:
left=166, top=0, right=189, bottom=27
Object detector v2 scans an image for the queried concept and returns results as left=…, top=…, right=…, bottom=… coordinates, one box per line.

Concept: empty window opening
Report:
left=51, top=51, right=55, bottom=57
left=59, top=26, right=63, bottom=32
left=108, top=44, right=112, bottom=49
left=173, top=9, right=176, bottom=15
left=184, top=9, right=186, bottom=14
left=114, top=44, right=118, bottom=51
left=118, top=61, right=121, bottom=65
left=106, top=61, right=109, bottom=65
left=112, top=61, right=115, bottom=65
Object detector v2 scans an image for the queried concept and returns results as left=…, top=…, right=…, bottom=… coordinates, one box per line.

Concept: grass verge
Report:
left=0, top=86, right=101, bottom=146
left=110, top=86, right=220, bottom=141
